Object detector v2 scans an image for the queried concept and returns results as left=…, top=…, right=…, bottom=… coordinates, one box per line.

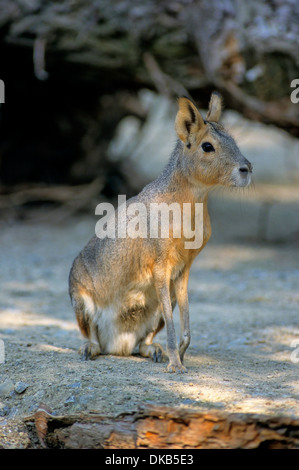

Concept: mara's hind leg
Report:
left=139, top=315, right=165, bottom=363
left=72, top=291, right=101, bottom=360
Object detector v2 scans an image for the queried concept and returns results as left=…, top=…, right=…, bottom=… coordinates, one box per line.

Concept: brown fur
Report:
left=69, top=92, right=252, bottom=372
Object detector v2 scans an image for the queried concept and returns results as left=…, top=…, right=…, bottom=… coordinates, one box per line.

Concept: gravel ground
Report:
left=0, top=184, right=298, bottom=448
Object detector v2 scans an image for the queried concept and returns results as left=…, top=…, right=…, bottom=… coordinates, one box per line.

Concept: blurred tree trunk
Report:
left=1, top=0, right=298, bottom=132
left=0, top=0, right=298, bottom=194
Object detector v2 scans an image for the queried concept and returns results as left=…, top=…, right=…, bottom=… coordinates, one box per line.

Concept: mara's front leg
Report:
left=154, top=271, right=186, bottom=373
left=174, top=267, right=191, bottom=364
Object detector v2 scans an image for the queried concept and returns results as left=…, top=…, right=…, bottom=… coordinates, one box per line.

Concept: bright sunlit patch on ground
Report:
left=33, top=343, right=75, bottom=354
left=193, top=244, right=275, bottom=271
left=0, top=308, right=77, bottom=331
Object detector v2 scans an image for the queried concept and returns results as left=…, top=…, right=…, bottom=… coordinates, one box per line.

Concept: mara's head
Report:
left=175, top=92, right=252, bottom=188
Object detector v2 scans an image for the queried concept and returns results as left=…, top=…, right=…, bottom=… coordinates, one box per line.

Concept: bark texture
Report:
left=1, top=0, right=299, bottom=128
left=0, top=0, right=298, bottom=190
left=24, top=404, right=299, bottom=449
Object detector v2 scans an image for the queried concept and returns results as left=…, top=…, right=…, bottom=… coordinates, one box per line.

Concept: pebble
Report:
left=14, top=382, right=29, bottom=394
left=0, top=403, right=10, bottom=417
left=0, top=379, right=14, bottom=397
left=65, top=395, right=76, bottom=404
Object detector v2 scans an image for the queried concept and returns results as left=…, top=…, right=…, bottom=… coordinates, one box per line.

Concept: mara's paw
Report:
left=139, top=342, right=165, bottom=363
left=151, top=343, right=165, bottom=363
left=79, top=342, right=101, bottom=360
left=166, top=361, right=187, bottom=374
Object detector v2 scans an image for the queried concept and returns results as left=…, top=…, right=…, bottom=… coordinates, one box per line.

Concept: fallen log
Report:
left=0, top=178, right=104, bottom=221
left=24, top=404, right=299, bottom=449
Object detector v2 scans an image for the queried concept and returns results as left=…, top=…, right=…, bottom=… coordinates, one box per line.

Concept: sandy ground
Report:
left=0, top=184, right=298, bottom=448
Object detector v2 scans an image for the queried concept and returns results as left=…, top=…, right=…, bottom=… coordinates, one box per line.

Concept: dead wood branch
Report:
left=0, top=178, right=104, bottom=221
left=24, top=405, right=299, bottom=449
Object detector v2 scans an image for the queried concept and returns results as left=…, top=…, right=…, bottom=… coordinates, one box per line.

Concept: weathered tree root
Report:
left=24, top=404, right=299, bottom=449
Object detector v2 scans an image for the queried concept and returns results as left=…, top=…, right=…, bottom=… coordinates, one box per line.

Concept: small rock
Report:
left=0, top=379, right=14, bottom=397
left=14, top=381, right=29, bottom=394
left=65, top=395, right=76, bottom=404
left=0, top=404, right=10, bottom=417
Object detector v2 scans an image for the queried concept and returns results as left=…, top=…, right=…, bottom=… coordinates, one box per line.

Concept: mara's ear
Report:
left=206, top=91, right=222, bottom=122
left=175, top=97, right=205, bottom=147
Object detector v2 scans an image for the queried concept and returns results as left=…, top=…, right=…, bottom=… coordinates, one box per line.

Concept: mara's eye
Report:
left=201, top=142, right=215, bottom=152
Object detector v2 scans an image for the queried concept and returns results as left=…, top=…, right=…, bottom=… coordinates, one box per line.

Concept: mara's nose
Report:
left=239, top=161, right=253, bottom=174
left=239, top=165, right=249, bottom=174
